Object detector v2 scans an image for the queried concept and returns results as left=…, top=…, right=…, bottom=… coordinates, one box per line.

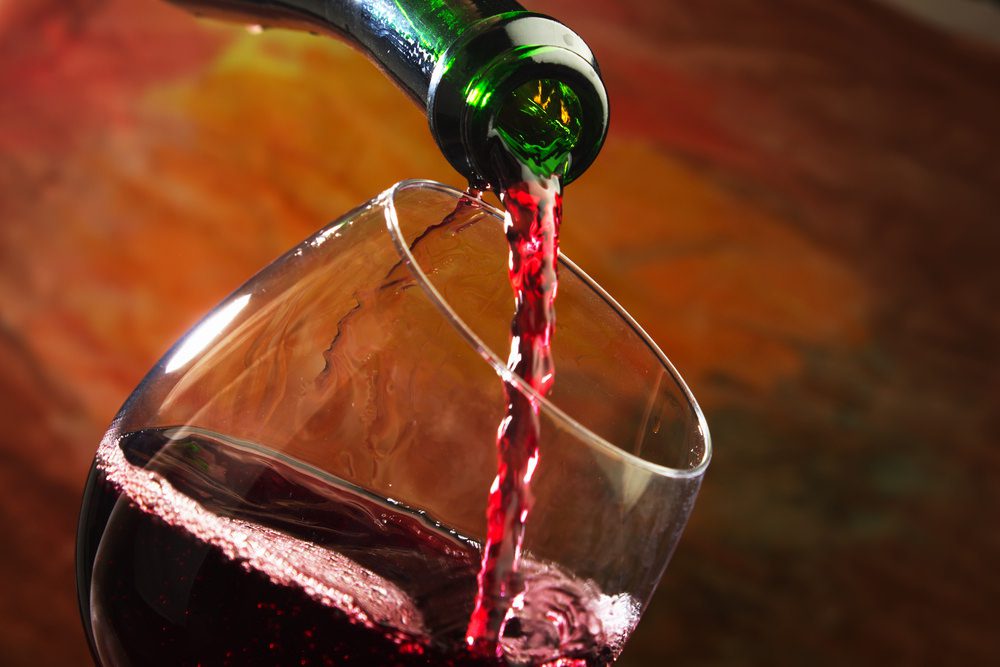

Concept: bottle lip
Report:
left=428, top=13, right=609, bottom=188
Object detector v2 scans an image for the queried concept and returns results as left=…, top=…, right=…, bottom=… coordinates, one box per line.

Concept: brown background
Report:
left=1, top=0, right=998, bottom=664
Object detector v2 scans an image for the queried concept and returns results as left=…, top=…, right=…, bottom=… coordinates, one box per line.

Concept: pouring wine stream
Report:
left=466, top=79, right=581, bottom=656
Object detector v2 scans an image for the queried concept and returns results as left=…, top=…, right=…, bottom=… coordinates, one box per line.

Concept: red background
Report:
left=1, top=0, right=998, bottom=663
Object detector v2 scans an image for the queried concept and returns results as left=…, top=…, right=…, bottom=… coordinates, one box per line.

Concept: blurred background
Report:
left=1, top=0, right=998, bottom=664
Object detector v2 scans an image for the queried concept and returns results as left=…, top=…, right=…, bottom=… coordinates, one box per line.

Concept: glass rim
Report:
left=381, top=178, right=711, bottom=480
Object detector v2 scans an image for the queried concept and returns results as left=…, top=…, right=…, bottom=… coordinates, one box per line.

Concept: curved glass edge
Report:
left=381, top=178, right=712, bottom=481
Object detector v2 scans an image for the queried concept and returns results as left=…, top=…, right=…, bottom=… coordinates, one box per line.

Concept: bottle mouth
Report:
left=428, top=14, right=610, bottom=188
left=493, top=78, right=583, bottom=179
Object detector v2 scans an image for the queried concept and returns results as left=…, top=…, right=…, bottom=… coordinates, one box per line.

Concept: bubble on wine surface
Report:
left=94, top=428, right=427, bottom=637
left=85, top=427, right=637, bottom=664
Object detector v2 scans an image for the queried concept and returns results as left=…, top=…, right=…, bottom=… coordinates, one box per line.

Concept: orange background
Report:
left=1, top=0, right=998, bottom=664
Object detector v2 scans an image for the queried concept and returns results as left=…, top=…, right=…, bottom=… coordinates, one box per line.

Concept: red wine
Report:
left=467, top=173, right=563, bottom=654
left=466, top=77, right=583, bottom=654
left=78, top=428, right=637, bottom=666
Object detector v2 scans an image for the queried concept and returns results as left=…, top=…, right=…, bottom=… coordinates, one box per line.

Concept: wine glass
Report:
left=76, top=180, right=711, bottom=666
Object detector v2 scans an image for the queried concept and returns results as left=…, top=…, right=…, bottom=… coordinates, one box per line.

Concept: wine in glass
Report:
left=77, top=181, right=711, bottom=665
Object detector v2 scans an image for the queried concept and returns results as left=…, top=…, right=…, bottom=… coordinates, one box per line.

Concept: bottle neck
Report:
left=168, top=0, right=608, bottom=187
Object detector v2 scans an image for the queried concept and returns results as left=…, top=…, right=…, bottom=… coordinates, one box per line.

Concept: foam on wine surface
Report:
left=80, top=427, right=637, bottom=666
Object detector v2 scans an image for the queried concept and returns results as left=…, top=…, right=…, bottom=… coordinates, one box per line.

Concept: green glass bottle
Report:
left=168, top=0, right=609, bottom=188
